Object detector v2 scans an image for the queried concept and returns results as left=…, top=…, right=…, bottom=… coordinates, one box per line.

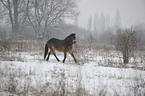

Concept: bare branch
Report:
left=0, top=0, right=9, bottom=9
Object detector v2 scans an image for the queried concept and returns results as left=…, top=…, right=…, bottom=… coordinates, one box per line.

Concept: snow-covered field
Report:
left=0, top=50, right=144, bottom=96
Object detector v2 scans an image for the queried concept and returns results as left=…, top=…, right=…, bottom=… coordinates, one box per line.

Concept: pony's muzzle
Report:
left=73, top=40, right=76, bottom=44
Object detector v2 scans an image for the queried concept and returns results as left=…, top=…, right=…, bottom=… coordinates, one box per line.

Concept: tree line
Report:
left=87, top=10, right=121, bottom=33
left=0, top=0, right=79, bottom=39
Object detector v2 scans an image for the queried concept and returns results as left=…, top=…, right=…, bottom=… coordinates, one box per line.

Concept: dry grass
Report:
left=0, top=39, right=144, bottom=68
left=0, top=39, right=44, bottom=61
left=0, top=39, right=44, bottom=52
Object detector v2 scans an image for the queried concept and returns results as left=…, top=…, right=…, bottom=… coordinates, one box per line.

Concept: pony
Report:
left=44, top=33, right=77, bottom=63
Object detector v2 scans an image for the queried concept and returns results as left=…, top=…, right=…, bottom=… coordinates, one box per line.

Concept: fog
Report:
left=0, top=0, right=145, bottom=46
left=77, top=0, right=145, bottom=28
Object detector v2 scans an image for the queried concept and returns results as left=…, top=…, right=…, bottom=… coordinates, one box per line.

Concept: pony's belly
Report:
left=55, top=47, right=72, bottom=53
left=55, top=47, right=65, bottom=52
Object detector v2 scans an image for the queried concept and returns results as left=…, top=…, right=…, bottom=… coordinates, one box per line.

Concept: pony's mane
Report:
left=64, top=33, right=76, bottom=48
left=65, top=33, right=75, bottom=40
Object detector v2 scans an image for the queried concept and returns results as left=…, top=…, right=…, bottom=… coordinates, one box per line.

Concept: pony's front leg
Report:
left=63, top=53, right=67, bottom=63
left=71, top=53, right=77, bottom=63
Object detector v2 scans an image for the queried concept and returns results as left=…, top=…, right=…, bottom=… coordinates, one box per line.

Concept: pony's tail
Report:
left=44, top=43, right=48, bottom=60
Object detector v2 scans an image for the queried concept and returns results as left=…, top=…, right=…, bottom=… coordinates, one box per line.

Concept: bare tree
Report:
left=26, top=0, right=79, bottom=39
left=0, top=0, right=19, bottom=35
left=0, top=0, right=30, bottom=37
left=114, top=29, right=139, bottom=64
left=0, top=0, right=79, bottom=39
left=0, top=3, right=6, bottom=20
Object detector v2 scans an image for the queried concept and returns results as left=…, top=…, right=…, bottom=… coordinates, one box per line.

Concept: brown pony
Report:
left=44, top=33, right=77, bottom=63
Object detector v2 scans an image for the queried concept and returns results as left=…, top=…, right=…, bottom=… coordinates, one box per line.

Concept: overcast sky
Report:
left=77, top=0, right=145, bottom=28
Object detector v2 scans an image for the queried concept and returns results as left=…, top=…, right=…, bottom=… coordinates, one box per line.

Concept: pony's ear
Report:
left=71, top=33, right=76, bottom=36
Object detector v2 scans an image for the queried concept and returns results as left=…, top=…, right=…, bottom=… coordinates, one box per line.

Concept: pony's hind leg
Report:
left=53, top=52, right=60, bottom=62
left=50, top=48, right=60, bottom=62
left=46, top=51, right=51, bottom=61
left=44, top=44, right=49, bottom=60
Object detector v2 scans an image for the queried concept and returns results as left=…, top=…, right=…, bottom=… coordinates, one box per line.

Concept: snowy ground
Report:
left=0, top=50, right=144, bottom=96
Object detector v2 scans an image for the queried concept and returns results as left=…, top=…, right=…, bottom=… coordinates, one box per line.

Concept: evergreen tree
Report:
left=116, top=10, right=121, bottom=28
left=100, top=12, right=105, bottom=33
left=88, top=16, right=92, bottom=31
left=93, top=12, right=98, bottom=32
left=105, top=14, right=111, bottom=30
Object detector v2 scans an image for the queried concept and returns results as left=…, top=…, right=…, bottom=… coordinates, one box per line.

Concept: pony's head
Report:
left=65, top=33, right=76, bottom=45
left=70, top=33, right=76, bottom=44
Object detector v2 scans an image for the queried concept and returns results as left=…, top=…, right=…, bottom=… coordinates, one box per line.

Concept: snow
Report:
left=0, top=50, right=144, bottom=96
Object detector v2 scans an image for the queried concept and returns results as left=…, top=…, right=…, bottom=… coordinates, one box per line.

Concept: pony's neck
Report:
left=64, top=35, right=70, bottom=41
left=64, top=35, right=73, bottom=47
